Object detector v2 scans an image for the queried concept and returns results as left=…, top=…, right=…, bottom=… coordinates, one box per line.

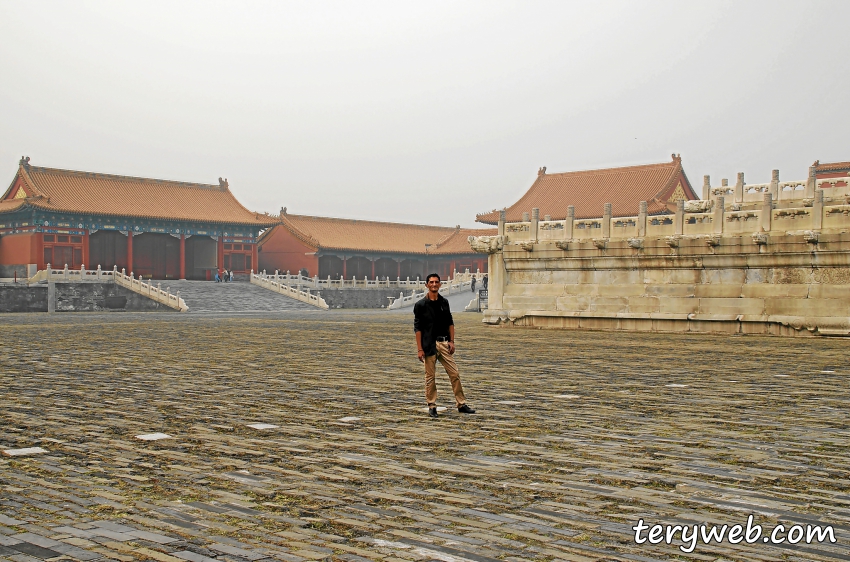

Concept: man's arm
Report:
left=415, top=330, right=425, bottom=362
left=448, top=324, right=455, bottom=355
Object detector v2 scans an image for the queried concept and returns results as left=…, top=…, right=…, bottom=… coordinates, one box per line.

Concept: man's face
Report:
left=427, top=278, right=441, bottom=293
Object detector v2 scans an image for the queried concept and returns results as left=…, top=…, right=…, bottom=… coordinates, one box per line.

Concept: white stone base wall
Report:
left=484, top=233, right=850, bottom=336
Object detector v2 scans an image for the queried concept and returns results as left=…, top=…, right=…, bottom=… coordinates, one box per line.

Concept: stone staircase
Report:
left=172, top=280, right=315, bottom=313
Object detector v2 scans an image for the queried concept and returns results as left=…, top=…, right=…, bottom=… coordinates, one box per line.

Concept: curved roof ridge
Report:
left=651, top=156, right=684, bottom=202
left=285, top=213, right=457, bottom=231
left=543, top=159, right=678, bottom=178
left=279, top=216, right=321, bottom=250
left=433, top=226, right=461, bottom=248
left=28, top=165, right=227, bottom=191
left=2, top=162, right=46, bottom=200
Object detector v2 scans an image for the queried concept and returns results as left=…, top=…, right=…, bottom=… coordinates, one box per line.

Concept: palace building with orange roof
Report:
left=258, top=210, right=495, bottom=281
left=0, top=157, right=277, bottom=279
left=475, top=154, right=697, bottom=224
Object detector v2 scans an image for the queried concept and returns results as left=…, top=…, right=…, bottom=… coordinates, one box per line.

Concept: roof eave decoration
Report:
left=279, top=216, right=321, bottom=250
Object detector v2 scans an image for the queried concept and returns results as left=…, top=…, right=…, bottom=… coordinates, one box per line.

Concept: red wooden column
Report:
left=370, top=259, right=375, bottom=280
left=127, top=231, right=134, bottom=274
left=396, top=259, right=400, bottom=279
left=34, top=232, right=45, bottom=269
left=82, top=230, right=90, bottom=268
left=221, top=238, right=227, bottom=271
left=342, top=256, right=347, bottom=279
left=179, top=234, right=186, bottom=280
left=251, top=242, right=258, bottom=274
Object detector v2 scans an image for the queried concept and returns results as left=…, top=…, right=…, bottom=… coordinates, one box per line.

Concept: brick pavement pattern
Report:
left=176, top=281, right=315, bottom=313
left=1, top=311, right=849, bottom=561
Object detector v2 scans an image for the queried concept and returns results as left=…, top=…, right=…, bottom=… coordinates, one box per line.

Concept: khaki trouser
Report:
left=424, top=341, right=466, bottom=407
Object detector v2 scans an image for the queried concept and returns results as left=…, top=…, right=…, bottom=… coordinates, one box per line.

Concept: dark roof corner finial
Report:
left=672, top=153, right=681, bottom=162
left=218, top=177, right=229, bottom=189
left=20, top=156, right=30, bottom=168
left=538, top=166, right=546, bottom=176
left=813, top=160, right=820, bottom=167
left=281, top=206, right=287, bottom=216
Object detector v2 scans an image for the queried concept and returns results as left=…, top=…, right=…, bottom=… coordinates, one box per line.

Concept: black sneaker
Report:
left=428, top=407, right=438, bottom=418
left=458, top=404, right=476, bottom=414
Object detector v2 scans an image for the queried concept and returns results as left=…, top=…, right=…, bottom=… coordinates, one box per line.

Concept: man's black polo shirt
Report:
left=413, top=293, right=454, bottom=357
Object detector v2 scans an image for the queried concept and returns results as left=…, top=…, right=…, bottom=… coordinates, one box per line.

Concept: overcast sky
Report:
left=1, top=1, right=847, bottom=228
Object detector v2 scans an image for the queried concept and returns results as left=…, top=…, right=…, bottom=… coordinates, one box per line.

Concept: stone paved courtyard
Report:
left=1, top=311, right=849, bottom=562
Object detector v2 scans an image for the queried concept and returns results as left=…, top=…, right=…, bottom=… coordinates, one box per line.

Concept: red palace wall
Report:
left=0, top=232, right=38, bottom=267
left=258, top=226, right=319, bottom=276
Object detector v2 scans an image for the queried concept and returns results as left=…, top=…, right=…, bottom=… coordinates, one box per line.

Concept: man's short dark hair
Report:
left=426, top=273, right=441, bottom=283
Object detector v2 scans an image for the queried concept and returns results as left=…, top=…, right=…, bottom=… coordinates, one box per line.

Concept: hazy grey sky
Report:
left=1, top=1, right=847, bottom=228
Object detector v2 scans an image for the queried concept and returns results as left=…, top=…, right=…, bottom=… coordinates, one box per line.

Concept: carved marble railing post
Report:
left=497, top=209, right=506, bottom=237
left=735, top=172, right=745, bottom=204
left=770, top=169, right=779, bottom=200
left=530, top=208, right=539, bottom=242
left=813, top=190, right=824, bottom=230
left=714, top=196, right=725, bottom=234
left=806, top=164, right=817, bottom=198
left=638, top=201, right=647, bottom=237
left=675, top=200, right=684, bottom=235
left=702, top=175, right=710, bottom=200
left=467, top=233, right=505, bottom=321
left=761, top=193, right=773, bottom=232
left=566, top=206, right=575, bottom=240
left=602, top=203, right=612, bottom=238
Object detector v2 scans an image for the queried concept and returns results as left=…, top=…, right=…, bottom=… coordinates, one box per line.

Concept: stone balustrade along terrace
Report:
left=27, top=264, right=188, bottom=312
left=468, top=168, right=850, bottom=336
left=253, top=270, right=485, bottom=309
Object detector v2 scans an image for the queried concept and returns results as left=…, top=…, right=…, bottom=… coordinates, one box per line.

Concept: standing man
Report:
left=414, top=273, right=475, bottom=418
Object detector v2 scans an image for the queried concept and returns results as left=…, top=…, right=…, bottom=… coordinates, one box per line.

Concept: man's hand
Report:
left=418, top=349, right=425, bottom=362
left=448, top=341, right=455, bottom=355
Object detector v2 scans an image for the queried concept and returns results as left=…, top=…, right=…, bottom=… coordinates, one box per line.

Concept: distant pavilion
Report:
left=258, top=210, right=495, bottom=281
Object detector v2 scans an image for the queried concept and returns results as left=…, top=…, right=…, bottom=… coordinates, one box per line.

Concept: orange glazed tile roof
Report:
left=270, top=213, right=493, bottom=255
left=1, top=161, right=276, bottom=226
left=814, top=160, right=850, bottom=173
left=429, top=227, right=497, bottom=255
left=0, top=199, right=26, bottom=214
left=476, top=155, right=696, bottom=224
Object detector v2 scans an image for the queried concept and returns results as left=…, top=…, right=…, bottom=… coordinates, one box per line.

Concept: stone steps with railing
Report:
left=250, top=272, right=328, bottom=309
left=167, top=279, right=316, bottom=313
left=252, top=270, right=486, bottom=310
left=30, top=265, right=188, bottom=312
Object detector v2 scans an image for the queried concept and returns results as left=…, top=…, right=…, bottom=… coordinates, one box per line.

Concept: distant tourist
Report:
left=413, top=273, right=475, bottom=418
left=229, top=270, right=234, bottom=282
left=214, top=269, right=222, bottom=282
left=471, top=277, right=476, bottom=292
left=483, top=274, right=488, bottom=289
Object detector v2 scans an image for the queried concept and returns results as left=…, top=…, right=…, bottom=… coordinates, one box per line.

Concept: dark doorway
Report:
left=400, top=258, right=424, bottom=281
left=374, top=257, right=397, bottom=280
left=346, top=256, right=371, bottom=279
left=185, top=236, right=217, bottom=280
left=318, top=255, right=343, bottom=279
left=88, top=231, right=128, bottom=271
left=133, top=233, right=180, bottom=279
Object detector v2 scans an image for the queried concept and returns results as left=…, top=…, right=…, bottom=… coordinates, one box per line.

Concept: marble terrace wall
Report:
left=470, top=168, right=850, bottom=336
